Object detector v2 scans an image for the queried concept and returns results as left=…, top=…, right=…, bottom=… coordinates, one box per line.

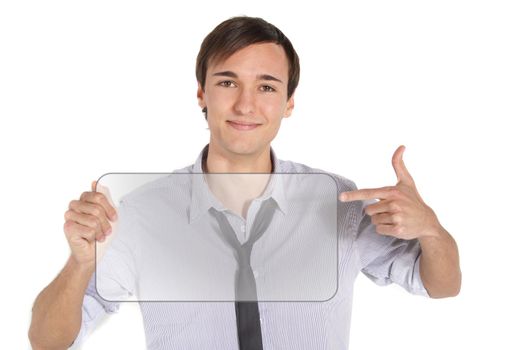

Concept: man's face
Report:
left=197, top=42, right=294, bottom=158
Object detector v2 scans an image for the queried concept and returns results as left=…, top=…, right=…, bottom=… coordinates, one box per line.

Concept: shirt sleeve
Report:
left=70, top=274, right=121, bottom=347
left=355, top=200, right=429, bottom=297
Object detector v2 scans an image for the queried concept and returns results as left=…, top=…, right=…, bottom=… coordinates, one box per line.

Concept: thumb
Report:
left=392, top=145, right=414, bottom=185
left=91, top=179, right=117, bottom=209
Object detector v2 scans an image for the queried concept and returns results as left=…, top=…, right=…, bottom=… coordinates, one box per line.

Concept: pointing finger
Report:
left=339, top=187, right=397, bottom=202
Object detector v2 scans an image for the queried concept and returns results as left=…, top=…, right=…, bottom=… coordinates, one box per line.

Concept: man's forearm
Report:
left=29, top=256, right=94, bottom=350
left=419, top=226, right=461, bottom=298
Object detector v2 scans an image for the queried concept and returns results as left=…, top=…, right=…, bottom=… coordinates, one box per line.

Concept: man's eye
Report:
left=261, top=85, right=276, bottom=92
left=218, top=80, right=235, bottom=88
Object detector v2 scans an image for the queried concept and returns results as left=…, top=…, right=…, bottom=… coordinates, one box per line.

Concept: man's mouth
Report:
left=227, top=120, right=261, bottom=131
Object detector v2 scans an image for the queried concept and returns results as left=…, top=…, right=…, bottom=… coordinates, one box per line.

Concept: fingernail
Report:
left=111, top=213, right=118, bottom=221
left=105, top=227, right=112, bottom=235
left=99, top=235, right=106, bottom=242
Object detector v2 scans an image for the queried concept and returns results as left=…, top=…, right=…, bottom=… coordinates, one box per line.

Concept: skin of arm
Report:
left=29, top=257, right=94, bottom=349
left=418, top=224, right=461, bottom=298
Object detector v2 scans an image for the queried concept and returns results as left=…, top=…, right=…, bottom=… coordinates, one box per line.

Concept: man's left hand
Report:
left=339, top=145, right=443, bottom=240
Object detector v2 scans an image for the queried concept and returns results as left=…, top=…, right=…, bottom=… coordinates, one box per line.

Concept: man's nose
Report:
left=233, top=88, right=256, bottom=116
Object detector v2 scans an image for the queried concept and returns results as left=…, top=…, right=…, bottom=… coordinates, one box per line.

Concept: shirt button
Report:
left=240, top=224, right=246, bottom=233
left=253, top=270, right=259, bottom=278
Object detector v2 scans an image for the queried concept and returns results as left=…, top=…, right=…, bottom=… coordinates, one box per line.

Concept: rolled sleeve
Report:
left=70, top=274, right=121, bottom=347
left=356, top=204, right=429, bottom=297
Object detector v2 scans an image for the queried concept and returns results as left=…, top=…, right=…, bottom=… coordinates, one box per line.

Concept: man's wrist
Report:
left=66, top=255, right=95, bottom=278
left=418, top=223, right=450, bottom=248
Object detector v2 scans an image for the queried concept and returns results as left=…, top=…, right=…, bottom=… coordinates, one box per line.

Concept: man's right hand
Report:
left=63, top=181, right=118, bottom=267
left=29, top=181, right=118, bottom=348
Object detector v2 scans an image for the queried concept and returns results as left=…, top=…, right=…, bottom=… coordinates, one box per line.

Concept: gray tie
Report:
left=209, top=198, right=277, bottom=349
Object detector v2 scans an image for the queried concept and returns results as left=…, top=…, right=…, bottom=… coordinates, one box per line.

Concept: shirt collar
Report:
left=188, top=144, right=288, bottom=223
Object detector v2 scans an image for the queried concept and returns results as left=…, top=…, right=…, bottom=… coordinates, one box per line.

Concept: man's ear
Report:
left=197, top=83, right=206, bottom=109
left=284, top=94, right=295, bottom=118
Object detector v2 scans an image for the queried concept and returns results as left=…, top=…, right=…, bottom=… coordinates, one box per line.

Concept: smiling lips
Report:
left=227, top=120, right=261, bottom=131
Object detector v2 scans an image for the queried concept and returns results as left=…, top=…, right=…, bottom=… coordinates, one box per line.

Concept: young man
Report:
left=29, top=16, right=461, bottom=350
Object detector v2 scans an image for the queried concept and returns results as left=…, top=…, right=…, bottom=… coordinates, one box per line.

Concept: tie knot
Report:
left=238, top=248, right=252, bottom=266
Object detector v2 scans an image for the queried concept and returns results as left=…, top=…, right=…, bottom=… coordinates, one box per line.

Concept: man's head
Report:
left=196, top=16, right=300, bottom=158
left=196, top=16, right=300, bottom=118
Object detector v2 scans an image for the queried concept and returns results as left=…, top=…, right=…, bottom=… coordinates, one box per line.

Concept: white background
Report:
left=1, top=0, right=524, bottom=349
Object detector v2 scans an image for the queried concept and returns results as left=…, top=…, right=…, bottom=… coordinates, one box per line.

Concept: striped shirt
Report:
left=74, top=144, right=429, bottom=349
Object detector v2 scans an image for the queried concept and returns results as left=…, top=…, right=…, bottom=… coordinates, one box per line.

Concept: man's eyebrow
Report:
left=212, top=71, right=283, bottom=84
left=257, top=74, right=283, bottom=84
left=212, top=71, right=238, bottom=78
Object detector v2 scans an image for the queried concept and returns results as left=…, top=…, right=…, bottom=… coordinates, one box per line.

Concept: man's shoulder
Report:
left=278, top=159, right=358, bottom=193
left=119, top=167, right=193, bottom=206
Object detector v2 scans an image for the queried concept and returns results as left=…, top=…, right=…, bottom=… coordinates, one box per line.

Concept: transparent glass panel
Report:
left=95, top=172, right=339, bottom=302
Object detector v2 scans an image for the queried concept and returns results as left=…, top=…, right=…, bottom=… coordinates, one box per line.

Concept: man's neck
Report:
left=202, top=143, right=274, bottom=218
left=204, top=143, right=273, bottom=174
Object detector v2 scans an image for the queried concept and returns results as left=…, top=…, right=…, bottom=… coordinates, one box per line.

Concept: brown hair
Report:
left=196, top=16, right=300, bottom=110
